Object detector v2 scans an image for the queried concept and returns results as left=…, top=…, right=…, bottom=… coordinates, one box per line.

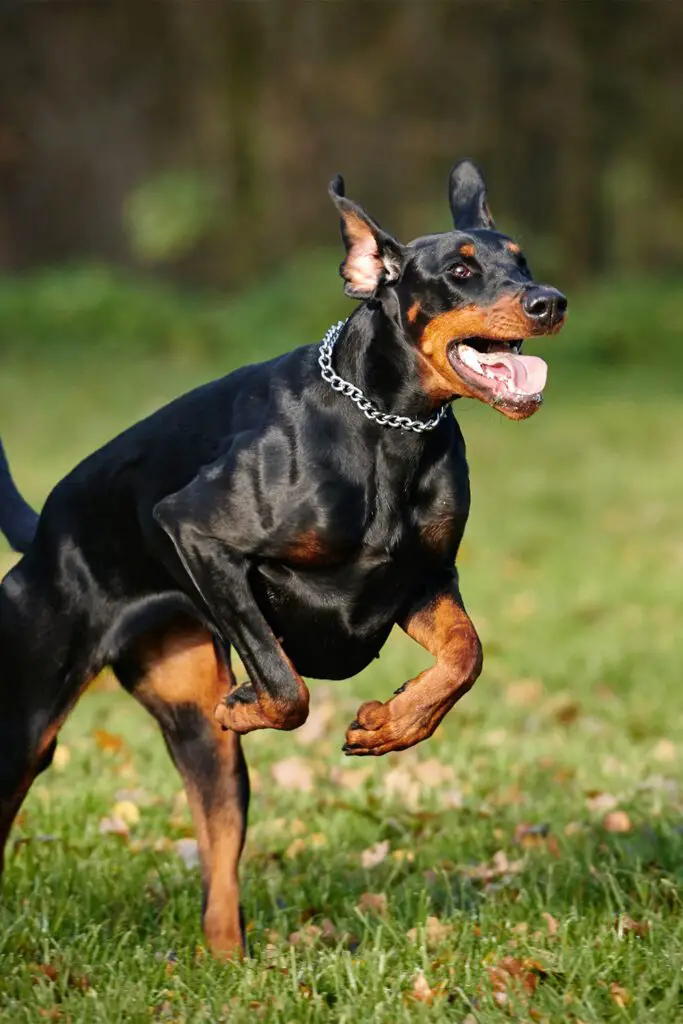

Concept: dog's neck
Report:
left=333, top=304, right=450, bottom=424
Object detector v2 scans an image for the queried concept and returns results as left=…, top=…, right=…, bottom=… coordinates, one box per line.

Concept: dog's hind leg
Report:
left=0, top=563, right=96, bottom=872
left=114, top=620, right=249, bottom=959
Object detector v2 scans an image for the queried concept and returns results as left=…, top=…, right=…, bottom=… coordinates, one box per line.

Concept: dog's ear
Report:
left=448, top=159, right=495, bottom=231
left=329, top=175, right=404, bottom=299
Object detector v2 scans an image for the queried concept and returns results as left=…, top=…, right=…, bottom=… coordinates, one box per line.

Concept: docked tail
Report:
left=0, top=438, right=38, bottom=553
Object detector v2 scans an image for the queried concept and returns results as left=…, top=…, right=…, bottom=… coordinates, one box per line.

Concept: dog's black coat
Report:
left=0, top=160, right=566, bottom=954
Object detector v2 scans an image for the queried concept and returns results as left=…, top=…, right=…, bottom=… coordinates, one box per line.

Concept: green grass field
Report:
left=1, top=263, right=682, bottom=1021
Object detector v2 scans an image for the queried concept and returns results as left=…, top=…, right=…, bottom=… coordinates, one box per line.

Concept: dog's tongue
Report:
left=482, top=353, right=547, bottom=395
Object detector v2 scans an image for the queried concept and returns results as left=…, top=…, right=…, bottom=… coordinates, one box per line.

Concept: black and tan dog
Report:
left=0, top=161, right=566, bottom=957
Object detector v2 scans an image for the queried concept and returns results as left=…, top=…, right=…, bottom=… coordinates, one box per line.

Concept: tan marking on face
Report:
left=407, top=301, right=421, bottom=324
left=507, top=241, right=521, bottom=254
left=417, top=295, right=531, bottom=402
left=459, top=243, right=475, bottom=258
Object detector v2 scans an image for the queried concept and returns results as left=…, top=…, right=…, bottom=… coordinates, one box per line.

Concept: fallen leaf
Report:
left=488, top=956, right=548, bottom=999
left=554, top=701, right=580, bottom=726
left=288, top=923, right=322, bottom=947
left=505, top=678, right=543, bottom=706
left=93, top=729, right=125, bottom=754
left=285, top=837, right=306, bottom=859
left=652, top=739, right=676, bottom=763
left=609, top=982, right=630, bottom=1008
left=603, top=810, right=631, bottom=833
left=616, top=914, right=650, bottom=938
left=357, top=892, right=387, bottom=916
left=112, top=800, right=140, bottom=826
left=271, top=757, right=314, bottom=792
left=585, top=791, right=618, bottom=813
left=52, top=746, right=71, bottom=771
left=542, top=911, right=559, bottom=936
left=406, top=915, right=453, bottom=948
left=462, top=849, right=524, bottom=883
left=175, top=837, right=200, bottom=868
left=361, top=840, right=390, bottom=868
left=407, top=969, right=445, bottom=1004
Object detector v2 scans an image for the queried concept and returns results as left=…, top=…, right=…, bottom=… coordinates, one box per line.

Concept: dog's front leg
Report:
left=343, top=571, right=482, bottom=756
left=154, top=500, right=309, bottom=736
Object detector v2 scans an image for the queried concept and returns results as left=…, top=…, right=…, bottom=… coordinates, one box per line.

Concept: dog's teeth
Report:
left=458, top=344, right=482, bottom=372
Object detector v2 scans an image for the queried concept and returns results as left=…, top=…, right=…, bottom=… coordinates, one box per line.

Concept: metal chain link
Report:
left=318, top=321, right=449, bottom=433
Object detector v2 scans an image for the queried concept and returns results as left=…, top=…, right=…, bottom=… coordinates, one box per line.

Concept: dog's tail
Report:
left=0, top=438, right=38, bottom=553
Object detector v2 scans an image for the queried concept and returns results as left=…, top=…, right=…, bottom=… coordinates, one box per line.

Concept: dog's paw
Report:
left=214, top=687, right=309, bottom=734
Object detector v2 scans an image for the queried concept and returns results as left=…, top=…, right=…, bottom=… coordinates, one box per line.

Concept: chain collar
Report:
left=318, top=320, right=449, bottom=433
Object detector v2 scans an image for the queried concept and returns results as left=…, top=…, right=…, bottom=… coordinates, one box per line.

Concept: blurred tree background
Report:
left=1, top=1, right=682, bottom=291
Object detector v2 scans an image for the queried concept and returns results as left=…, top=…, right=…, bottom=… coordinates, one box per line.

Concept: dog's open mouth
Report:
left=447, top=337, right=547, bottom=406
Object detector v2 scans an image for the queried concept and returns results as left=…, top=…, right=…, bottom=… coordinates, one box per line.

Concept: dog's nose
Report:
left=522, top=286, right=567, bottom=328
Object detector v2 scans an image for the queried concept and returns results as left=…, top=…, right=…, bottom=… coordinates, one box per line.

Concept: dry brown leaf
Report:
left=542, top=911, right=559, bottom=936
left=462, top=849, right=524, bottom=882
left=296, top=699, right=336, bottom=745
left=616, top=914, right=650, bottom=938
left=609, top=982, right=630, bottom=1008
left=288, top=923, right=322, bottom=947
left=175, top=837, right=200, bottom=868
left=271, top=757, right=314, bottom=792
left=585, top=791, right=618, bottom=813
left=357, top=891, right=387, bottom=916
left=407, top=969, right=445, bottom=1004
left=93, top=729, right=125, bottom=754
left=603, top=810, right=632, bottom=833
left=505, top=678, right=543, bottom=706
left=406, top=915, right=453, bottom=948
left=652, top=739, right=676, bottom=763
left=361, top=839, right=390, bottom=869
left=554, top=701, right=580, bottom=725
left=488, top=956, right=548, bottom=999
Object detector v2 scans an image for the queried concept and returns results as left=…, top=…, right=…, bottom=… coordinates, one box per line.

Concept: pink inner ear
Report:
left=343, top=214, right=382, bottom=293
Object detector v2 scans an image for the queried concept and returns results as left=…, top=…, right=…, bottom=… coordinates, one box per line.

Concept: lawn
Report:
left=0, top=264, right=682, bottom=1021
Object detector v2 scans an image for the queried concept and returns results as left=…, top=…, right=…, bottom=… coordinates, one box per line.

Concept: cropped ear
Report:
left=329, top=175, right=404, bottom=299
left=448, top=159, right=495, bottom=230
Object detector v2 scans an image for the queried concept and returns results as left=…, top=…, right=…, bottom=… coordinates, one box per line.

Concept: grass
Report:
left=1, top=261, right=682, bottom=1021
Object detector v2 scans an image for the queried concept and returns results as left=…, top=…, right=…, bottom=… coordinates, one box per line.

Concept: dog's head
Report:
left=329, top=160, right=567, bottom=420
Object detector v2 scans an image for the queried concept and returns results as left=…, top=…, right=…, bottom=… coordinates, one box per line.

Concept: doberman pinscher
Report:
left=0, top=161, right=566, bottom=957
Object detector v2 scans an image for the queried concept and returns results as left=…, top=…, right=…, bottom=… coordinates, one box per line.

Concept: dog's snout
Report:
left=522, top=286, right=567, bottom=329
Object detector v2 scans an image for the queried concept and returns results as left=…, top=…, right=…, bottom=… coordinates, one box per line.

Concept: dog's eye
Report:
left=452, top=263, right=472, bottom=280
